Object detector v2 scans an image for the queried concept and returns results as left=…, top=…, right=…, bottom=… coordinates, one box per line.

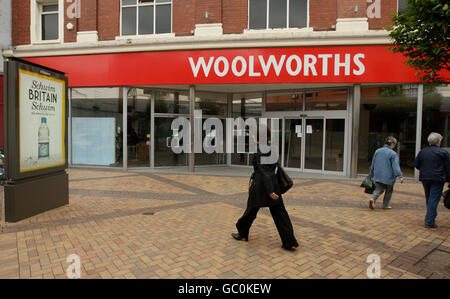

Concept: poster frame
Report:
left=4, top=57, right=68, bottom=181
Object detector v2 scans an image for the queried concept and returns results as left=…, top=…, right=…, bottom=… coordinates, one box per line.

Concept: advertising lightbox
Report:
left=4, top=58, right=68, bottom=181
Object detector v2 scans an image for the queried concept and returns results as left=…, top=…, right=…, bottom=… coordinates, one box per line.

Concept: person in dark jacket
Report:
left=414, top=132, right=450, bottom=228
left=231, top=128, right=299, bottom=251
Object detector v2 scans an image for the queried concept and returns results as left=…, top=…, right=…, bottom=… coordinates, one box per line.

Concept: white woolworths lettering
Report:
left=335, top=53, right=351, bottom=76
left=304, top=54, right=318, bottom=76
left=353, top=53, right=365, bottom=75
left=259, top=55, right=286, bottom=76
left=249, top=56, right=260, bottom=77
left=189, top=56, right=214, bottom=78
left=286, top=55, right=302, bottom=76
left=231, top=56, right=247, bottom=76
left=188, top=53, right=366, bottom=78
left=318, top=54, right=333, bottom=76
left=214, top=56, right=229, bottom=77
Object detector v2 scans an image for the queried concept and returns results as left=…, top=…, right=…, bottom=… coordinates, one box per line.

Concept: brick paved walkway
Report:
left=0, top=168, right=449, bottom=279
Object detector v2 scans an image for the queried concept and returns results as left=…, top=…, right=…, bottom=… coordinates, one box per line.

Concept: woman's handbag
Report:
left=276, top=163, right=293, bottom=194
left=360, top=173, right=375, bottom=194
left=443, top=187, right=450, bottom=209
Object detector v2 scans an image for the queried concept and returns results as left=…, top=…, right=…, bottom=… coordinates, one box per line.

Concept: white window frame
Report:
left=30, top=0, right=64, bottom=44
left=40, top=3, right=58, bottom=40
left=120, top=0, right=173, bottom=37
left=247, top=0, right=310, bottom=30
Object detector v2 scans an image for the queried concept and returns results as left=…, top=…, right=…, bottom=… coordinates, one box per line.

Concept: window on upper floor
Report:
left=121, top=0, right=172, bottom=36
left=398, top=0, right=408, bottom=14
left=40, top=3, right=59, bottom=40
left=248, top=0, right=308, bottom=30
left=31, top=0, right=63, bottom=44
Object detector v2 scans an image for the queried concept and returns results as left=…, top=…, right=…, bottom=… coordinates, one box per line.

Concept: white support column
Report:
left=345, top=88, right=353, bottom=177
left=150, top=92, right=155, bottom=169
left=227, top=93, right=233, bottom=166
left=415, top=84, right=424, bottom=180
left=189, top=85, right=195, bottom=172
left=350, top=84, right=361, bottom=178
left=68, top=88, right=72, bottom=166
left=122, top=87, right=128, bottom=171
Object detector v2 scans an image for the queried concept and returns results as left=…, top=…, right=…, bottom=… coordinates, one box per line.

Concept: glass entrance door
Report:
left=304, top=118, right=324, bottom=171
left=154, top=117, right=188, bottom=167
left=324, top=119, right=345, bottom=172
left=284, top=118, right=303, bottom=168
left=127, top=94, right=151, bottom=167
left=283, top=117, right=346, bottom=174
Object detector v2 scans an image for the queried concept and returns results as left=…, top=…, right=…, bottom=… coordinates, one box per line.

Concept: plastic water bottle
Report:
left=38, top=117, right=50, bottom=159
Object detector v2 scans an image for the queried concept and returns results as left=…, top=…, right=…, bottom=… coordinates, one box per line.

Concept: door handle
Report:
left=166, top=137, right=172, bottom=148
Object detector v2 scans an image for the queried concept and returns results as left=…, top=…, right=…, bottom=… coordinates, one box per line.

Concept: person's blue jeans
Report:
left=422, top=181, right=444, bottom=226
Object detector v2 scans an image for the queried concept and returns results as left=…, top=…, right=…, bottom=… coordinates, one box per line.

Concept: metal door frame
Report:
left=282, top=113, right=348, bottom=175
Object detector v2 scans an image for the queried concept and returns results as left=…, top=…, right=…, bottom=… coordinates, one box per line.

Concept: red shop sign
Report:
left=24, top=45, right=447, bottom=87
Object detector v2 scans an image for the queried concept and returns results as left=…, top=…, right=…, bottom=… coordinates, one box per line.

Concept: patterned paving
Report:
left=0, top=168, right=448, bottom=279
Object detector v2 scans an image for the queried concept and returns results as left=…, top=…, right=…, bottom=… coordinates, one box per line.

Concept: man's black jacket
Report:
left=414, top=145, right=450, bottom=182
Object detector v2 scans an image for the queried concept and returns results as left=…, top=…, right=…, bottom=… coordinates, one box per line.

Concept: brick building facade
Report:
left=11, top=0, right=399, bottom=45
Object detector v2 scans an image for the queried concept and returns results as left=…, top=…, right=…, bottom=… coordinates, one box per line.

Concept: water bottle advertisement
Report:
left=18, top=68, right=66, bottom=172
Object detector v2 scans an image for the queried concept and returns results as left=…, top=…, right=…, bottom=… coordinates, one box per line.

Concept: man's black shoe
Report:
left=231, top=233, right=248, bottom=241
